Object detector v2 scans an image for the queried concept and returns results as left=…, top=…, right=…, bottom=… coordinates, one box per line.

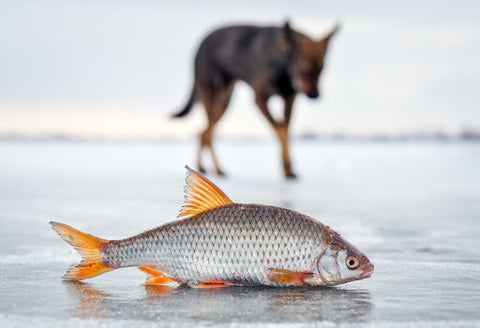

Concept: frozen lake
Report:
left=0, top=139, right=479, bottom=327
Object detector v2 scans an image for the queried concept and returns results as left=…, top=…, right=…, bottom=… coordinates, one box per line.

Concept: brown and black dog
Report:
left=173, top=21, right=339, bottom=178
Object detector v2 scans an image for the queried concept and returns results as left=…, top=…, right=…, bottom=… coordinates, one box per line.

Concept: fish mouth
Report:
left=360, top=263, right=374, bottom=279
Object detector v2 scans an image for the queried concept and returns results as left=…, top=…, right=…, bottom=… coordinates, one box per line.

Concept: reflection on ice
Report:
left=66, top=281, right=373, bottom=324
left=65, top=282, right=111, bottom=319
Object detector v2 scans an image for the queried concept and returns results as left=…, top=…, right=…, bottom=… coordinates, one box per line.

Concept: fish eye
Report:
left=346, top=256, right=359, bottom=270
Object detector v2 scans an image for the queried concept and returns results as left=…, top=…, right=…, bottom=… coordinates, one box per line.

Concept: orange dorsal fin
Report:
left=50, top=221, right=114, bottom=280
left=178, top=166, right=234, bottom=218
left=138, top=266, right=177, bottom=285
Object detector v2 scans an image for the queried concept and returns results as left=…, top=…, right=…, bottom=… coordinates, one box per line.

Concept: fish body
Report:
left=103, top=204, right=325, bottom=286
left=51, top=166, right=373, bottom=288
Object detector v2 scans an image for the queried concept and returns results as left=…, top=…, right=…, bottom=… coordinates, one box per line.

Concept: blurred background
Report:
left=1, top=0, right=479, bottom=140
left=1, top=1, right=480, bottom=327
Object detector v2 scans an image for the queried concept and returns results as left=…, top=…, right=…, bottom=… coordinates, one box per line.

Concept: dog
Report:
left=173, top=21, right=339, bottom=178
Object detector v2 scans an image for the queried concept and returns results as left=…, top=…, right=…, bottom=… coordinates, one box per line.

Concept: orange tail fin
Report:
left=50, top=221, right=114, bottom=280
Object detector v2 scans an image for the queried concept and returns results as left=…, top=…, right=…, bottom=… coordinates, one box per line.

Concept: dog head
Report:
left=280, top=22, right=340, bottom=99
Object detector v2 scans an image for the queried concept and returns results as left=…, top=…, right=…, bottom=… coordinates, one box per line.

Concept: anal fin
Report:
left=267, top=268, right=314, bottom=286
left=138, top=266, right=177, bottom=285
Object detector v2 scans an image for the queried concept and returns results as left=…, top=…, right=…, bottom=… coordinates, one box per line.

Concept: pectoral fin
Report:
left=138, top=266, right=177, bottom=285
left=267, top=268, right=314, bottom=286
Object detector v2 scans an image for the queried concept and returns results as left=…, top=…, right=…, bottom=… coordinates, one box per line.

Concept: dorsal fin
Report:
left=178, top=166, right=234, bottom=218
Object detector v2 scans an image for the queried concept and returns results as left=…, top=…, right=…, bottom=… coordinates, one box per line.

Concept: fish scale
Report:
left=102, top=204, right=326, bottom=286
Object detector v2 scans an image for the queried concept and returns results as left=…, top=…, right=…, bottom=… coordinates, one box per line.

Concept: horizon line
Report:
left=1, top=130, right=479, bottom=143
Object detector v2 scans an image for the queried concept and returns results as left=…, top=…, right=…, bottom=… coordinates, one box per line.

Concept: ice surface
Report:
left=0, top=140, right=479, bottom=327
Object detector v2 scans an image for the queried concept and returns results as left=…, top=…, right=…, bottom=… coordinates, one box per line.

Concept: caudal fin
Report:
left=50, top=221, right=114, bottom=280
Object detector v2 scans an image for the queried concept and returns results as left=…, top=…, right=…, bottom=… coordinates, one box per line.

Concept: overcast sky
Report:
left=1, top=0, right=479, bottom=138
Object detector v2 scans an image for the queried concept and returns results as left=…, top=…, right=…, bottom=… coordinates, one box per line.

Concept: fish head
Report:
left=312, top=229, right=374, bottom=286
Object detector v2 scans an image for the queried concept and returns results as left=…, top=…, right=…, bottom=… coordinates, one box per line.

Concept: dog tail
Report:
left=172, top=87, right=195, bottom=118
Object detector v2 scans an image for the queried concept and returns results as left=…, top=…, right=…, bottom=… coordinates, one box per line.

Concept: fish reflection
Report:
left=65, top=281, right=111, bottom=319
left=66, top=282, right=373, bottom=324
left=144, top=284, right=177, bottom=297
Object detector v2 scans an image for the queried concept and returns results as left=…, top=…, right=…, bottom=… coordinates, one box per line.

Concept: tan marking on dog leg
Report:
left=202, top=84, right=233, bottom=176
left=255, top=94, right=277, bottom=127
left=277, top=124, right=295, bottom=179
left=281, top=95, right=296, bottom=178
left=255, top=94, right=296, bottom=178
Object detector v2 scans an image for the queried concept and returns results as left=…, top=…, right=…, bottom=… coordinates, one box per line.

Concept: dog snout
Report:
left=306, top=89, right=319, bottom=99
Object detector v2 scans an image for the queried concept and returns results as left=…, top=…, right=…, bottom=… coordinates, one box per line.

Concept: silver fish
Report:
left=51, top=166, right=373, bottom=288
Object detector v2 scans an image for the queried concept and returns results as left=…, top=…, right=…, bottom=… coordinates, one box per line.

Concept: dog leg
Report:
left=277, top=124, right=295, bottom=179
left=198, top=127, right=224, bottom=176
left=197, top=130, right=208, bottom=174
left=209, top=135, right=225, bottom=176
left=280, top=95, right=296, bottom=179
left=255, top=94, right=297, bottom=179
left=255, top=94, right=277, bottom=127
left=197, top=90, right=213, bottom=174
left=199, top=84, right=233, bottom=176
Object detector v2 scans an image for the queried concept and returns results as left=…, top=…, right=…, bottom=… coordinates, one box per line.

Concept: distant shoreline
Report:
left=1, top=131, right=479, bottom=143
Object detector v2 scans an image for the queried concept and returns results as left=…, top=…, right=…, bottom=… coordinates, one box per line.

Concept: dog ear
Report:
left=279, top=20, right=295, bottom=55
left=319, top=22, right=341, bottom=45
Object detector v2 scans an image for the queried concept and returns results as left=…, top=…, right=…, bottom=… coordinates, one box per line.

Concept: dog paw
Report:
left=216, top=169, right=227, bottom=177
left=285, top=171, right=297, bottom=179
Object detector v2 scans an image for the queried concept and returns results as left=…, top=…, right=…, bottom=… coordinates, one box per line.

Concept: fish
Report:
left=50, top=166, right=374, bottom=288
